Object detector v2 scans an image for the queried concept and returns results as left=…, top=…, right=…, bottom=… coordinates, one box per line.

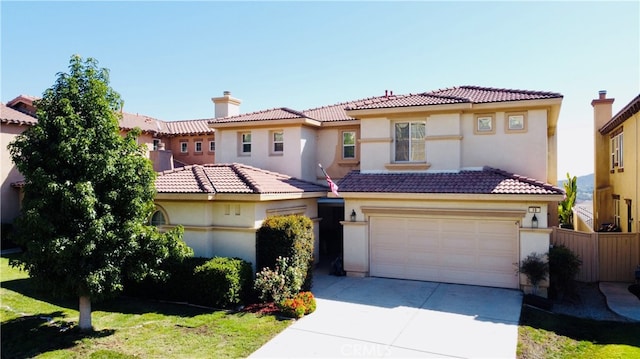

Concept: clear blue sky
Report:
left=2, top=1, right=638, bottom=178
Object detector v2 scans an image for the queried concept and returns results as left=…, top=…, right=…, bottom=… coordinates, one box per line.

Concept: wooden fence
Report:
left=551, top=227, right=640, bottom=282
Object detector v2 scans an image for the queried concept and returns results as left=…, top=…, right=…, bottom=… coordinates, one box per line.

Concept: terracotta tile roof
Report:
left=302, top=95, right=408, bottom=122
left=0, top=103, right=38, bottom=125
left=348, top=86, right=563, bottom=110
left=165, top=119, right=214, bottom=136
left=337, top=167, right=563, bottom=195
left=156, top=163, right=328, bottom=194
left=119, top=112, right=169, bottom=134
left=599, top=93, right=640, bottom=134
left=209, top=107, right=308, bottom=124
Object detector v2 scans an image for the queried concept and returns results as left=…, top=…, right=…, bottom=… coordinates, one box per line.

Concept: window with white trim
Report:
left=342, top=131, right=356, bottom=159
left=394, top=121, right=426, bottom=162
left=180, top=141, right=188, bottom=153
left=209, top=140, right=215, bottom=152
left=611, top=132, right=624, bottom=171
left=240, top=132, right=251, bottom=154
left=272, top=130, right=284, bottom=154
left=195, top=141, right=203, bottom=153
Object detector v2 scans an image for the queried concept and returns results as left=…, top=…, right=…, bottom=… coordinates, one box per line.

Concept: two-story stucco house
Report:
left=202, top=86, right=565, bottom=293
left=592, top=90, right=639, bottom=233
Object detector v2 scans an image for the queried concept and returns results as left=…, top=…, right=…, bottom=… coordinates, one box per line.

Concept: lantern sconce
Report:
left=350, top=209, right=357, bottom=222
left=528, top=207, right=540, bottom=228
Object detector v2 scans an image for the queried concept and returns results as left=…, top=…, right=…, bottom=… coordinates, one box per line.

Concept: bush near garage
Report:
left=277, top=291, right=317, bottom=319
left=549, top=244, right=582, bottom=299
left=256, top=215, right=315, bottom=291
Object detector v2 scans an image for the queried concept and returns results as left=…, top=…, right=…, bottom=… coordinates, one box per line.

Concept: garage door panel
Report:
left=370, top=216, right=518, bottom=289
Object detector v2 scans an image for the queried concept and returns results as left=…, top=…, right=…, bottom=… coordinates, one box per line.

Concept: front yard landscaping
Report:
left=0, top=254, right=291, bottom=358
left=518, top=304, right=640, bottom=358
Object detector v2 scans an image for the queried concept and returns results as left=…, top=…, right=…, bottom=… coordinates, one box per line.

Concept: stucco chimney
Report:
left=212, top=91, right=242, bottom=118
left=592, top=90, right=615, bottom=198
left=592, top=90, right=614, bottom=130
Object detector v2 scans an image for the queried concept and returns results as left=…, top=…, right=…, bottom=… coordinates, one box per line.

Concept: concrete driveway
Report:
left=250, top=271, right=523, bottom=358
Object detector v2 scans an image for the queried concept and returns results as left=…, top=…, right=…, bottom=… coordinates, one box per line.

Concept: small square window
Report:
left=153, top=139, right=160, bottom=151
left=474, top=114, right=495, bottom=135
left=209, top=140, right=215, bottom=152
left=195, top=141, right=203, bottom=153
left=180, top=142, right=188, bottom=153
left=505, top=112, right=527, bottom=133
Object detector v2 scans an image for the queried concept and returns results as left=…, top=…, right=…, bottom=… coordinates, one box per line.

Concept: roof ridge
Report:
left=303, top=94, right=409, bottom=112
left=482, top=166, right=563, bottom=193
left=229, top=163, right=260, bottom=193
left=192, top=165, right=215, bottom=193
left=211, top=106, right=299, bottom=122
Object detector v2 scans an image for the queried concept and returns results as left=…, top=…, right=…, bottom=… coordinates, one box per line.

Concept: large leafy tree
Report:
left=8, top=55, right=192, bottom=331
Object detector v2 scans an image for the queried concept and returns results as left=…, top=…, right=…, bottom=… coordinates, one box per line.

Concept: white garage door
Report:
left=370, top=216, right=518, bottom=288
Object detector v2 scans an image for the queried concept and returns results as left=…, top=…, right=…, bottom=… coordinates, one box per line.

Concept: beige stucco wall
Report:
left=1, top=124, right=26, bottom=223
left=357, top=109, right=549, bottom=180
left=215, top=127, right=312, bottom=180
left=155, top=197, right=321, bottom=269
left=462, top=110, right=548, bottom=180
left=316, top=125, right=361, bottom=181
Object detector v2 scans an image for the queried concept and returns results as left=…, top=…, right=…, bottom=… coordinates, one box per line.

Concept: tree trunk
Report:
left=79, top=295, right=93, bottom=332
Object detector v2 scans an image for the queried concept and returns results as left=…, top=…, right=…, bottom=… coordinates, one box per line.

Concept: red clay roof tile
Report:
left=337, top=167, right=563, bottom=195
left=1, top=103, right=39, bottom=125
left=156, top=163, right=328, bottom=194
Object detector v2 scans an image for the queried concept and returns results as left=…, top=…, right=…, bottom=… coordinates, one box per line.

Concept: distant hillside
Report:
left=558, top=173, right=594, bottom=203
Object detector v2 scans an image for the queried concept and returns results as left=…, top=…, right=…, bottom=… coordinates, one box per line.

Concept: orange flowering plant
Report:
left=278, top=291, right=316, bottom=318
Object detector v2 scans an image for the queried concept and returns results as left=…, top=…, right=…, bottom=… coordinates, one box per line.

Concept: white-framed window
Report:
left=610, top=131, right=624, bottom=171
left=271, top=130, right=284, bottom=154
left=240, top=132, right=251, bottom=154
left=342, top=131, right=356, bottom=159
left=613, top=197, right=621, bottom=228
left=153, top=139, right=160, bottom=151
left=150, top=207, right=168, bottom=226
left=394, top=121, right=426, bottom=162
left=209, top=140, right=215, bottom=152
left=180, top=141, right=188, bottom=153
left=195, top=141, right=203, bottom=153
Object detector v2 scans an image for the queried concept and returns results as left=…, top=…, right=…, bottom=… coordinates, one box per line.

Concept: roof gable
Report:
left=1, top=103, right=38, bottom=125
left=599, top=93, right=640, bottom=134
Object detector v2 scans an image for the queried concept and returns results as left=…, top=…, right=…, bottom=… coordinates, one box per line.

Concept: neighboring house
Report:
left=154, top=163, right=327, bottom=268
left=592, top=91, right=639, bottom=233
left=1, top=95, right=215, bottom=225
left=209, top=86, right=565, bottom=294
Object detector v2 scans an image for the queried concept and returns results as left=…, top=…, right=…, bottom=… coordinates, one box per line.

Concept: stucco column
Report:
left=341, top=221, right=369, bottom=277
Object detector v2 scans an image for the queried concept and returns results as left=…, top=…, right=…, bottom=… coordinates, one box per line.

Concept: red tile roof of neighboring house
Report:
left=156, top=163, right=328, bottom=194
left=0, top=103, right=39, bottom=125
left=348, top=86, right=563, bottom=110
left=599, top=93, right=640, bottom=135
left=337, top=167, right=564, bottom=195
left=209, top=107, right=308, bottom=124
left=165, top=119, right=214, bottom=136
left=119, top=112, right=168, bottom=134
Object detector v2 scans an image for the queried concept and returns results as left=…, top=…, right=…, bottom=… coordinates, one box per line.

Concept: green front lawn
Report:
left=518, top=305, right=640, bottom=358
left=1, top=254, right=291, bottom=358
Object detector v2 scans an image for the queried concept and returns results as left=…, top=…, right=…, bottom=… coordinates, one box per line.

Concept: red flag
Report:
left=326, top=174, right=339, bottom=197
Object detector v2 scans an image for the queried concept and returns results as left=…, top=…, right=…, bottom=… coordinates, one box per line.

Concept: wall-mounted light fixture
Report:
left=531, top=213, right=539, bottom=228
left=350, top=209, right=357, bottom=222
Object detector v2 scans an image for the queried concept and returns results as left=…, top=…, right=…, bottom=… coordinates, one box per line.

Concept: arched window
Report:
left=150, top=210, right=166, bottom=226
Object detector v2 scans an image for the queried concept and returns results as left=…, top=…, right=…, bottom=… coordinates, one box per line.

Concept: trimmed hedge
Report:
left=124, top=256, right=253, bottom=309
left=194, top=257, right=253, bottom=308
left=256, top=215, right=314, bottom=291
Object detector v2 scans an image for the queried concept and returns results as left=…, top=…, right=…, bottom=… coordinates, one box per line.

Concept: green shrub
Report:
left=549, top=244, right=582, bottom=297
left=256, top=215, right=314, bottom=291
left=519, top=252, right=549, bottom=295
left=124, top=257, right=208, bottom=301
left=194, top=257, right=253, bottom=308
left=254, top=256, right=303, bottom=303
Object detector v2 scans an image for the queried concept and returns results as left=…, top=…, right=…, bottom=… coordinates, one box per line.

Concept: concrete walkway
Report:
left=251, top=272, right=522, bottom=358
left=600, top=282, right=640, bottom=321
